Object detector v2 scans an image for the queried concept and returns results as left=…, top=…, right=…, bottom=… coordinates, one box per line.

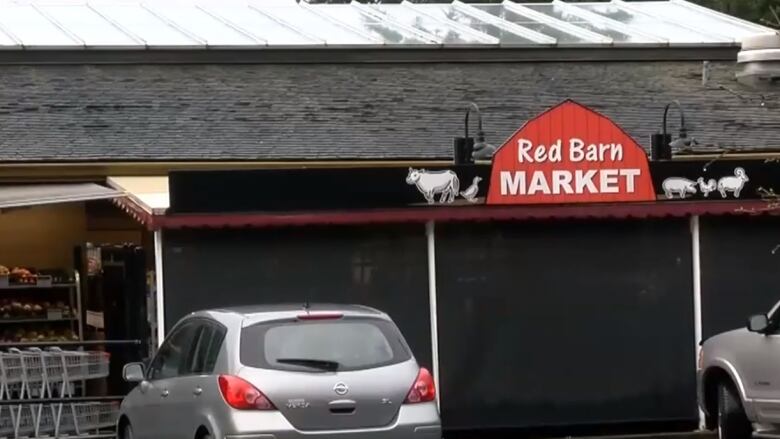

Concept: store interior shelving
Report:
left=0, top=269, right=84, bottom=345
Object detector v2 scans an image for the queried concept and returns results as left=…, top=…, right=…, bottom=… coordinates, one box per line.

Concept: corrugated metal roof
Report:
left=0, top=0, right=771, bottom=49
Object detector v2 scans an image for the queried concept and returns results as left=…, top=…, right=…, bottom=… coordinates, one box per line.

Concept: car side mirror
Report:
left=748, top=314, right=770, bottom=333
left=123, top=362, right=146, bottom=383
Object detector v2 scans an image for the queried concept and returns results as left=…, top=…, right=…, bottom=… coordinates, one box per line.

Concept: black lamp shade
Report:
left=454, top=137, right=475, bottom=165
left=651, top=133, right=672, bottom=160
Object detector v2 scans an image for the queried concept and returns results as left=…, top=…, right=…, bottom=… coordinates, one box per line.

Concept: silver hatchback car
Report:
left=118, top=303, right=441, bottom=439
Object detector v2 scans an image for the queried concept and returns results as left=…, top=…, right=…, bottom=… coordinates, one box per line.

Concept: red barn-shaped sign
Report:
left=487, top=100, right=655, bottom=205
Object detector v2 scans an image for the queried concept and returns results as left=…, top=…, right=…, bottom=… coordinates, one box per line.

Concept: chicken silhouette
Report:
left=460, top=176, right=482, bottom=203
left=697, top=177, right=717, bottom=197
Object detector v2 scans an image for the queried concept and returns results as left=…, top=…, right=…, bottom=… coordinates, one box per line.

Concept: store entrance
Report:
left=0, top=183, right=156, bottom=425
left=76, top=241, right=152, bottom=396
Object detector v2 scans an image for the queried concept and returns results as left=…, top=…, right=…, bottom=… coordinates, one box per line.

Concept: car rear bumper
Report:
left=222, top=403, right=441, bottom=439
left=224, top=426, right=440, bottom=439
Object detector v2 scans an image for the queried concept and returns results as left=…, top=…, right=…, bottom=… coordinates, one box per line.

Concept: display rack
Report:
left=0, top=270, right=84, bottom=345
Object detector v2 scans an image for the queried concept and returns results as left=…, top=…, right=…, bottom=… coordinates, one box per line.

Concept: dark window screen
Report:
left=701, top=216, right=780, bottom=339
left=163, top=225, right=432, bottom=370
left=435, top=219, right=696, bottom=429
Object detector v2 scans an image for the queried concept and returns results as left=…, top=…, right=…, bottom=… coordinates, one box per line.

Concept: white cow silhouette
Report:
left=662, top=177, right=698, bottom=199
left=718, top=167, right=749, bottom=198
left=406, top=168, right=460, bottom=204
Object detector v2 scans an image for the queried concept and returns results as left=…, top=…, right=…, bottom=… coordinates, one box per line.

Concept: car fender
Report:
left=706, top=358, right=757, bottom=419
left=191, top=412, right=222, bottom=439
left=117, top=388, right=144, bottom=437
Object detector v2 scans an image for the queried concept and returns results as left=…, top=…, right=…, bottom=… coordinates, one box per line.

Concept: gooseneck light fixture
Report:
left=466, top=102, right=497, bottom=160
left=454, top=102, right=497, bottom=164
left=650, top=100, right=698, bottom=160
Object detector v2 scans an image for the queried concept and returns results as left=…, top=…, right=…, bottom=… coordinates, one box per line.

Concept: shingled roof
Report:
left=0, top=60, right=777, bottom=162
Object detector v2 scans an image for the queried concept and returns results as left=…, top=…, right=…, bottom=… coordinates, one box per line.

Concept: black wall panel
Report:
left=701, top=216, right=780, bottom=339
left=435, top=219, right=696, bottom=429
left=162, top=225, right=433, bottom=370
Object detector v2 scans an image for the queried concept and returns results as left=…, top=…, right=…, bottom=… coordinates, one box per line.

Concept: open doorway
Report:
left=0, top=183, right=157, bottom=399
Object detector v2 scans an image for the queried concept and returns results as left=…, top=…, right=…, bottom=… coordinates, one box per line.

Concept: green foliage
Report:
left=323, top=0, right=780, bottom=26
left=692, top=0, right=780, bottom=26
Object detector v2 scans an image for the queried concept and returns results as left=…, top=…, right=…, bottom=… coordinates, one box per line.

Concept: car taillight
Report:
left=218, top=375, right=275, bottom=410
left=404, top=367, right=436, bottom=404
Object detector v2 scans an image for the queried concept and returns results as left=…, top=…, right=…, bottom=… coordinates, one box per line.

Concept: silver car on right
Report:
left=699, top=300, right=780, bottom=439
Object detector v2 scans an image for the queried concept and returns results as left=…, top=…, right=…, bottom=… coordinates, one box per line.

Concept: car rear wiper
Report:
left=275, top=358, right=340, bottom=371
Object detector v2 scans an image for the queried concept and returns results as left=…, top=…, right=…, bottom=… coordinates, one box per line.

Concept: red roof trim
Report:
left=112, top=196, right=158, bottom=231
left=143, top=200, right=775, bottom=230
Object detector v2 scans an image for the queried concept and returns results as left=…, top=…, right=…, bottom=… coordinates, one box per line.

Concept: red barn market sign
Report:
left=487, top=100, right=656, bottom=205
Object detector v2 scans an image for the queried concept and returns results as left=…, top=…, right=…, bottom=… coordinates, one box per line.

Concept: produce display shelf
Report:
left=0, top=271, right=84, bottom=367
left=0, top=318, right=77, bottom=325
left=0, top=284, right=77, bottom=291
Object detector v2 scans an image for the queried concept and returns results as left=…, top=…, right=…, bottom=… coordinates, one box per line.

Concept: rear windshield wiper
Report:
left=275, top=358, right=340, bottom=371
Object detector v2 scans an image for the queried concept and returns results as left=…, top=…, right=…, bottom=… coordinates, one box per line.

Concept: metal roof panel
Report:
left=0, top=5, right=79, bottom=47
left=0, top=183, right=120, bottom=210
left=0, top=0, right=771, bottom=50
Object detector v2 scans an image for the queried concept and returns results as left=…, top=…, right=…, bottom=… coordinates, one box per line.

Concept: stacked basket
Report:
left=0, top=347, right=118, bottom=438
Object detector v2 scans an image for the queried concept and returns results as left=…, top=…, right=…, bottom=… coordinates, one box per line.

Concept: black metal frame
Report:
left=0, top=340, right=142, bottom=349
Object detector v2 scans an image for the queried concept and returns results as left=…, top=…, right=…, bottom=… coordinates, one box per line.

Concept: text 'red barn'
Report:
left=487, top=100, right=656, bottom=205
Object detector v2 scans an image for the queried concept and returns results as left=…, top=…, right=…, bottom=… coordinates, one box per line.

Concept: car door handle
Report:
left=329, top=399, right=356, bottom=414
left=193, top=387, right=202, bottom=396
left=160, top=389, right=169, bottom=398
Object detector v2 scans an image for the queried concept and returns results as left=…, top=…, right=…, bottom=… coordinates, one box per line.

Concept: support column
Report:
left=426, top=221, right=441, bottom=411
left=691, top=215, right=705, bottom=430
left=154, top=229, right=166, bottom=348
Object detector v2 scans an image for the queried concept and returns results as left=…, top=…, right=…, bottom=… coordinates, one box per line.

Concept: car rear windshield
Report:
left=240, top=316, right=412, bottom=372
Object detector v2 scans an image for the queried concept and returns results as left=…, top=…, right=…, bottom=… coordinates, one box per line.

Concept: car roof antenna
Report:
left=302, top=300, right=310, bottom=314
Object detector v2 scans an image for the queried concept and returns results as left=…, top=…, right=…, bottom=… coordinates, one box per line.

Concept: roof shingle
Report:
left=0, top=61, right=777, bottom=162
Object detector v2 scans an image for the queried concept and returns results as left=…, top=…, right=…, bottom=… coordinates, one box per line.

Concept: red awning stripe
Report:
left=128, top=200, right=777, bottom=230
left=112, top=197, right=158, bottom=231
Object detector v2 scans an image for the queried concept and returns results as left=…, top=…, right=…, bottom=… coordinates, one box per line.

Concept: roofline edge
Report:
left=0, top=46, right=740, bottom=65
left=0, top=159, right=457, bottom=182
